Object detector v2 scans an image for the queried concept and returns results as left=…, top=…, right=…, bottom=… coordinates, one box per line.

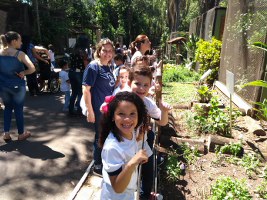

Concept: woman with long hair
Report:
left=82, top=38, right=116, bottom=176
left=130, top=34, right=151, bottom=66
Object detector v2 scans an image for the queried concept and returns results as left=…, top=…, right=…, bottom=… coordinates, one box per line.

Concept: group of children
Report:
left=99, top=61, right=172, bottom=199
left=57, top=40, right=171, bottom=199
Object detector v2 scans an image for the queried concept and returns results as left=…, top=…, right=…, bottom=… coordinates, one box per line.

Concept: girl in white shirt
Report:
left=112, top=66, right=131, bottom=95
left=99, top=91, right=149, bottom=200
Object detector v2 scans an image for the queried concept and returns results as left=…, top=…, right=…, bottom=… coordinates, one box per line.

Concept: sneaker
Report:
left=93, top=164, right=103, bottom=177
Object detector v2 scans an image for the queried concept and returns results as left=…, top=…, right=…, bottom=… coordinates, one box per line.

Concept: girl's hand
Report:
left=130, top=150, right=148, bottom=165
left=159, top=100, right=172, bottom=112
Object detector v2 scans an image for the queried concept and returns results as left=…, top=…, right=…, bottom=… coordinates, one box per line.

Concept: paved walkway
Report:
left=0, top=91, right=95, bottom=200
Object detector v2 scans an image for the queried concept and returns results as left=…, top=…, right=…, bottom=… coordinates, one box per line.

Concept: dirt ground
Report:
left=158, top=108, right=267, bottom=200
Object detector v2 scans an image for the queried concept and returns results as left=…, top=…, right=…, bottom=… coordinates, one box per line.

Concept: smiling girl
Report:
left=99, top=91, right=148, bottom=199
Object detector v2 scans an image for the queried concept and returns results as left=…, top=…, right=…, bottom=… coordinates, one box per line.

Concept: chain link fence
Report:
left=219, top=0, right=267, bottom=102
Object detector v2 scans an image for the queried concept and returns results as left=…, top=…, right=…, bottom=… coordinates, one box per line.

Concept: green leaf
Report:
left=242, top=80, right=267, bottom=88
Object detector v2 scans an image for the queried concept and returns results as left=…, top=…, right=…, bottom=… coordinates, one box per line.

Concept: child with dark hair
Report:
left=58, top=60, right=70, bottom=112
left=99, top=91, right=149, bottom=199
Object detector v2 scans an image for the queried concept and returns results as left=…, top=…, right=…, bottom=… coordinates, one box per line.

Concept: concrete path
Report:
left=0, top=91, right=95, bottom=200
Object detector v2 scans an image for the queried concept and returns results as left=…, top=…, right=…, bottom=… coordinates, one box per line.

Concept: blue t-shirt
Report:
left=82, top=61, right=115, bottom=114
left=0, top=55, right=25, bottom=87
left=27, top=43, right=37, bottom=63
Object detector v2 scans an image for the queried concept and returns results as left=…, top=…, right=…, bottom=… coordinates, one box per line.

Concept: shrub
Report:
left=191, top=96, right=241, bottom=136
left=163, top=63, right=200, bottom=83
left=197, top=84, right=213, bottom=103
left=195, top=37, right=222, bottom=85
left=210, top=176, right=252, bottom=200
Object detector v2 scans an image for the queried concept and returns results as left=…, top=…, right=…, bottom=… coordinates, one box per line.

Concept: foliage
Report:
left=219, top=0, right=228, bottom=7
left=166, top=143, right=200, bottom=181
left=180, top=143, right=200, bottom=165
left=163, top=63, right=200, bottom=83
left=178, top=0, right=200, bottom=31
left=252, top=41, right=267, bottom=51
left=95, top=0, right=167, bottom=46
left=197, top=84, right=213, bottom=103
left=195, top=38, right=222, bottom=85
left=241, top=152, right=261, bottom=178
left=193, top=96, right=231, bottom=136
left=256, top=181, right=267, bottom=199
left=166, top=154, right=184, bottom=182
left=242, top=80, right=267, bottom=121
left=163, top=82, right=197, bottom=105
left=209, top=176, right=252, bottom=200
left=183, top=34, right=199, bottom=64
left=215, top=142, right=243, bottom=157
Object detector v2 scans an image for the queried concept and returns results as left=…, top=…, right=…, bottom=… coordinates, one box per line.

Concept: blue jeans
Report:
left=69, top=71, right=83, bottom=113
left=1, top=86, right=26, bottom=134
left=63, top=91, right=71, bottom=111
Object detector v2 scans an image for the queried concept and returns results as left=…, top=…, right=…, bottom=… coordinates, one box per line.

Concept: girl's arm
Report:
left=109, top=149, right=148, bottom=193
left=82, top=85, right=95, bottom=123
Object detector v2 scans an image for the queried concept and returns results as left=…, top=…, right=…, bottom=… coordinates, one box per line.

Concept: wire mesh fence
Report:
left=219, top=0, right=267, bottom=102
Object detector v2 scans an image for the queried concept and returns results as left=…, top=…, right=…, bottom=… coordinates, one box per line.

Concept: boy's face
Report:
left=130, top=75, right=151, bottom=99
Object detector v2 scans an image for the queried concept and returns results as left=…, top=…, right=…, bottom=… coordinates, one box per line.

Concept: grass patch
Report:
left=163, top=82, right=197, bottom=105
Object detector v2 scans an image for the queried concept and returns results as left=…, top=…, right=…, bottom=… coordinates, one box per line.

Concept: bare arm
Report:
left=156, top=101, right=172, bottom=126
left=18, top=52, right=35, bottom=76
left=82, top=85, right=95, bottom=123
left=109, top=150, right=148, bottom=193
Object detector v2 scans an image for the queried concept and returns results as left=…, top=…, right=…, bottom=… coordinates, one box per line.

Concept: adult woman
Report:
left=0, top=31, right=35, bottom=142
left=130, top=34, right=151, bottom=66
left=82, top=38, right=115, bottom=176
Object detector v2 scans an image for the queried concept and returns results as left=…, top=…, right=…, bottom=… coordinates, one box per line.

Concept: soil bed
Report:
left=158, top=108, right=267, bottom=200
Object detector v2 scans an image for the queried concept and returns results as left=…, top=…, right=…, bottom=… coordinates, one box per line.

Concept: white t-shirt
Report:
left=130, top=50, right=142, bottom=66
left=143, top=97, right=161, bottom=120
left=59, top=70, right=70, bottom=92
left=101, top=131, right=139, bottom=199
left=112, top=85, right=131, bottom=95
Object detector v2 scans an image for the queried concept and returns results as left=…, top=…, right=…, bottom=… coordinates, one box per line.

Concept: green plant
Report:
left=166, top=154, right=184, bottom=182
left=241, top=42, right=267, bottom=121
left=262, top=165, right=267, bottom=180
left=165, top=143, right=200, bottom=182
left=241, top=152, right=261, bottom=178
left=163, top=63, right=200, bottom=83
left=183, top=34, right=199, bottom=67
left=191, top=96, right=242, bottom=136
left=193, top=96, right=231, bottom=136
left=256, top=180, right=267, bottom=199
left=215, top=142, right=243, bottom=157
left=180, top=143, right=200, bottom=165
left=197, top=84, right=213, bottom=103
left=209, top=176, right=252, bottom=200
left=195, top=37, right=222, bottom=85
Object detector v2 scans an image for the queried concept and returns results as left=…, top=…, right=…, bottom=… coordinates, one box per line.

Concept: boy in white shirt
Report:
left=59, top=60, right=71, bottom=112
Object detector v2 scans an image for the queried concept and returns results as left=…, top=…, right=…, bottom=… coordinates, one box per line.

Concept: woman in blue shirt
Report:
left=82, top=38, right=115, bottom=176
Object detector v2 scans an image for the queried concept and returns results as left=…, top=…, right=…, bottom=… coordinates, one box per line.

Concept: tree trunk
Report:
left=32, top=0, right=41, bottom=41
